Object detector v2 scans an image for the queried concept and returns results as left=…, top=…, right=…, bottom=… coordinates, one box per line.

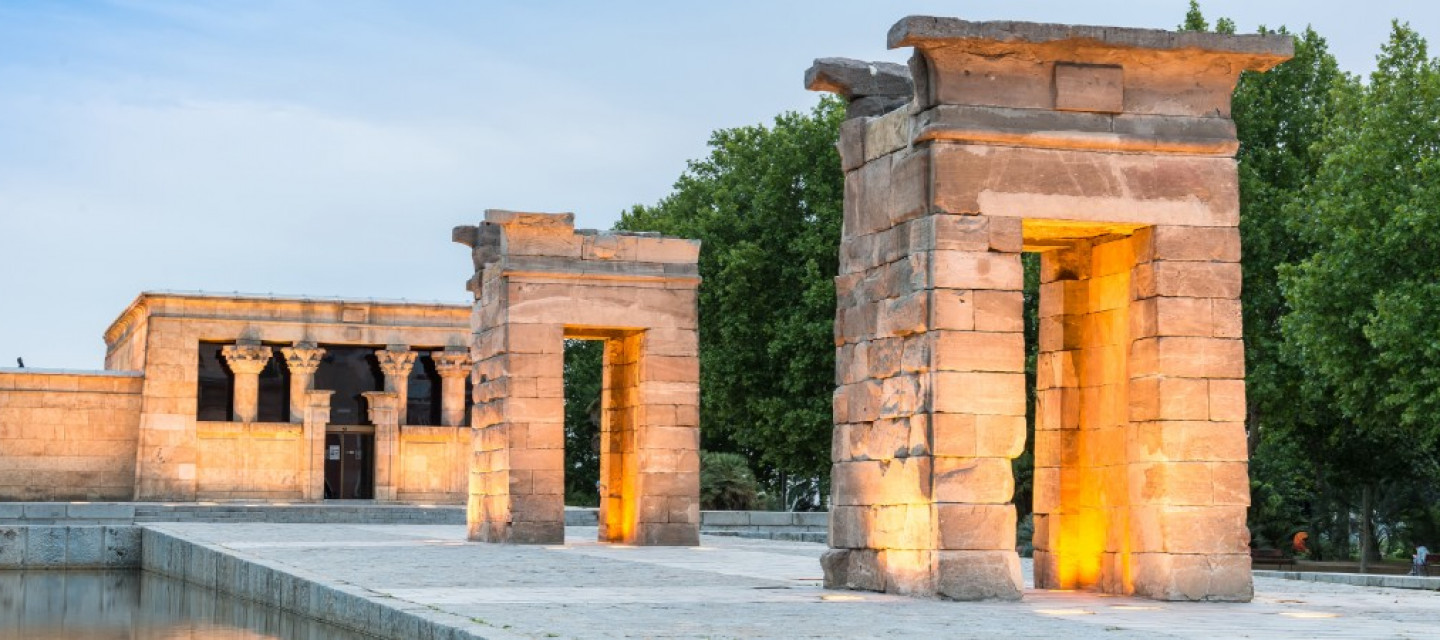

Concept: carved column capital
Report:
left=281, top=346, right=326, bottom=376
left=376, top=349, right=417, bottom=380
left=433, top=352, right=473, bottom=379
left=222, top=343, right=272, bottom=375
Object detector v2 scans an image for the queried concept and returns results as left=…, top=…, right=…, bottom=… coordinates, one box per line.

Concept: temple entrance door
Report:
left=324, top=431, right=374, bottom=499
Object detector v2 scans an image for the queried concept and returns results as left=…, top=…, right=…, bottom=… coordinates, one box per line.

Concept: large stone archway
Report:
left=810, top=17, right=1291, bottom=601
left=453, top=211, right=702, bottom=546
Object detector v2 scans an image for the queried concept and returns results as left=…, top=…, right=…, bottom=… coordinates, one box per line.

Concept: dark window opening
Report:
left=196, top=342, right=234, bottom=421
left=314, top=346, right=385, bottom=426
left=406, top=351, right=442, bottom=426
left=256, top=344, right=290, bottom=423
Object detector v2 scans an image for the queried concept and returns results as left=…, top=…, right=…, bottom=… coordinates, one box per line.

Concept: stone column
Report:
left=302, top=390, right=334, bottom=501
left=364, top=390, right=401, bottom=501
left=376, top=347, right=417, bottom=422
left=1126, top=226, right=1251, bottom=600
left=222, top=342, right=272, bottom=423
left=432, top=350, right=473, bottom=427
left=281, top=344, right=325, bottom=424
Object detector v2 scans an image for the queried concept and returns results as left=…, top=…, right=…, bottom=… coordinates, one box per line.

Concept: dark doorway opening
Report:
left=314, top=346, right=385, bottom=426
left=324, top=432, right=374, bottom=499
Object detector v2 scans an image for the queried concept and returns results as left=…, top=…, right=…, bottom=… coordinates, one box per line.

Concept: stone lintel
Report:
left=887, top=16, right=1293, bottom=68
left=913, top=105, right=1239, bottom=156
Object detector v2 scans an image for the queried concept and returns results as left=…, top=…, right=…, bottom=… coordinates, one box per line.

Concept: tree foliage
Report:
left=700, top=451, right=763, bottom=510
left=562, top=339, right=603, bottom=505
left=617, top=98, right=846, bottom=485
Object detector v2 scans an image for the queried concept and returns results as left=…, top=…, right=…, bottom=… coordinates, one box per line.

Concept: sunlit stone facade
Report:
left=0, top=291, right=473, bottom=503
left=812, top=17, right=1292, bottom=601
left=454, top=211, right=702, bottom=545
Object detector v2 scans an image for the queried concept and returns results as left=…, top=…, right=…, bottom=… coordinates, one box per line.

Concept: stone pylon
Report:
left=454, top=211, right=702, bottom=546
left=810, top=17, right=1292, bottom=601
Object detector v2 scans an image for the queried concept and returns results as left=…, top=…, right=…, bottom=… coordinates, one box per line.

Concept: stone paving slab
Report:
left=146, top=523, right=1440, bottom=639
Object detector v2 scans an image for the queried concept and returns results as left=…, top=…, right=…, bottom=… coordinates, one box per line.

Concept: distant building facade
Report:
left=0, top=291, right=473, bottom=503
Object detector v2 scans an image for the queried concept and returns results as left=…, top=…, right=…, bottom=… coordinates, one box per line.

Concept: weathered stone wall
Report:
left=395, top=426, right=470, bottom=503
left=0, top=370, right=143, bottom=501
left=457, top=211, right=702, bottom=545
left=194, top=421, right=308, bottom=500
left=107, top=293, right=471, bottom=502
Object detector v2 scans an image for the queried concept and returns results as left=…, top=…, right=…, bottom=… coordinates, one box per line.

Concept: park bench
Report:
left=1417, top=554, right=1439, bottom=577
left=1250, top=548, right=1296, bottom=569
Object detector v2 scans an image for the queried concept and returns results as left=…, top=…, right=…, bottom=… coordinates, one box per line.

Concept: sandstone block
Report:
left=839, top=118, right=866, bottom=172
left=931, top=289, right=976, bottom=331
left=929, top=145, right=1240, bottom=227
left=1131, top=421, right=1247, bottom=463
left=933, top=332, right=1025, bottom=373
left=1131, top=505, right=1250, bottom=554
left=829, top=505, right=872, bottom=549
left=805, top=57, right=913, bottom=101
left=640, top=523, right=699, bottom=546
left=1129, top=377, right=1209, bottom=422
left=1149, top=261, right=1243, bottom=299
left=1131, top=552, right=1253, bottom=602
left=934, top=550, right=1023, bottom=601
left=1131, top=337, right=1245, bottom=379
left=878, top=375, right=924, bottom=419
left=832, top=458, right=933, bottom=506
left=870, top=503, right=934, bottom=550
left=932, top=372, right=1026, bottom=416
left=974, top=291, right=1024, bottom=332
left=1054, top=62, right=1123, bottom=113
left=1154, top=226, right=1241, bottom=263
left=821, top=548, right=852, bottom=589
left=933, top=251, right=1024, bottom=290
left=1209, top=379, right=1247, bottom=422
left=937, top=504, right=1016, bottom=550
left=846, top=548, right=887, bottom=592
left=933, top=215, right=992, bottom=251
left=932, top=456, right=1014, bottom=504
left=878, top=291, right=929, bottom=337
left=880, top=549, right=936, bottom=595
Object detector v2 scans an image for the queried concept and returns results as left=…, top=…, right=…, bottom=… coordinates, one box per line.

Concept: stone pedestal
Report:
left=301, top=390, right=334, bottom=501
left=454, top=211, right=702, bottom=545
left=810, top=17, right=1291, bottom=601
left=222, top=343, right=272, bottom=423
left=364, top=391, right=401, bottom=502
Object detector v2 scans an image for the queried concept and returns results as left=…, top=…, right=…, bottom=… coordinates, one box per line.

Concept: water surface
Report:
left=0, top=570, right=377, bottom=639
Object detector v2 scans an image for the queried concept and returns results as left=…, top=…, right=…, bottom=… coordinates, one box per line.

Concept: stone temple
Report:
left=0, top=11, right=1289, bottom=608
left=811, top=17, right=1291, bottom=601
left=0, top=291, right=475, bottom=503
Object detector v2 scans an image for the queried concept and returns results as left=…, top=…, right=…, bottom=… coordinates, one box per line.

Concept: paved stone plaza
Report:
left=146, top=523, right=1437, bottom=639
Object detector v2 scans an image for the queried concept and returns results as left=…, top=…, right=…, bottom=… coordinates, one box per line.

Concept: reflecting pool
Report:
left=0, top=571, right=377, bottom=639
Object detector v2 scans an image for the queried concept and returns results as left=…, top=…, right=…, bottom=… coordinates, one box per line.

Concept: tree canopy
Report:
left=616, top=98, right=846, bottom=486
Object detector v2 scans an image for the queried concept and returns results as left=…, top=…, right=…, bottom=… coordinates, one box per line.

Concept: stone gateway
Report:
left=454, top=211, right=702, bottom=546
left=810, top=17, right=1292, bottom=601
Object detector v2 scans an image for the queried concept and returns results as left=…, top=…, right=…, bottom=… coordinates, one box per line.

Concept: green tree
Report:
left=562, top=339, right=603, bottom=505
left=1280, top=22, right=1440, bottom=569
left=618, top=98, right=845, bottom=490
left=1182, top=3, right=1343, bottom=552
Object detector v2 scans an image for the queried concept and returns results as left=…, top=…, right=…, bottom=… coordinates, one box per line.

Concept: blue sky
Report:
left=3, top=1, right=1437, bottom=369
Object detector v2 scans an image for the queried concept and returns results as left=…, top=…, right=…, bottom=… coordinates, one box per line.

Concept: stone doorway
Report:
left=454, top=211, right=703, bottom=546
left=810, top=17, right=1291, bottom=601
left=324, top=431, right=375, bottom=500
